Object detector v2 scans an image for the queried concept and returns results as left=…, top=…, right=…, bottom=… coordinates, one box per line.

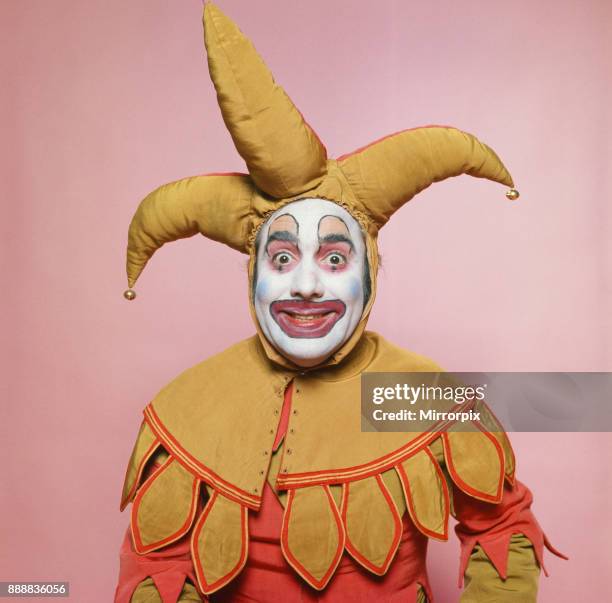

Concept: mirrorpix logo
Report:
left=361, top=373, right=489, bottom=432
left=370, top=382, right=485, bottom=422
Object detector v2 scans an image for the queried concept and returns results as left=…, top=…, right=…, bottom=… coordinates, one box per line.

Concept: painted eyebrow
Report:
left=265, top=230, right=299, bottom=254
left=317, top=214, right=354, bottom=251
left=318, top=233, right=355, bottom=251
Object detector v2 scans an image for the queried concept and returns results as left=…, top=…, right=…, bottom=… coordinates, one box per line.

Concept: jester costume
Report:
left=114, top=4, right=564, bottom=602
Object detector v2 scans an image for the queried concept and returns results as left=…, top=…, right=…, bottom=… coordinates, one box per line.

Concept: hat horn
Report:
left=203, top=3, right=327, bottom=199
left=338, top=126, right=516, bottom=228
left=126, top=174, right=253, bottom=288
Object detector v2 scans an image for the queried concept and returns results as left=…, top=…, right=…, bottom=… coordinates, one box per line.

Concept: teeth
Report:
left=289, top=312, right=330, bottom=322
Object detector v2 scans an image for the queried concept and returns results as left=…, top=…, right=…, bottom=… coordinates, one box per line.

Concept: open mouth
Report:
left=270, top=300, right=346, bottom=339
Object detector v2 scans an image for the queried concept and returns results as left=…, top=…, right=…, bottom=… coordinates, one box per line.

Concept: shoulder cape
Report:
left=120, top=332, right=515, bottom=594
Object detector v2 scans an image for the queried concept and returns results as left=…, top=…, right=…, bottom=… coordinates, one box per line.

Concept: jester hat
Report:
left=125, top=2, right=518, bottom=300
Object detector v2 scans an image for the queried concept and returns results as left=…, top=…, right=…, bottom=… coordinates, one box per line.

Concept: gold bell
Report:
left=505, top=188, right=520, bottom=201
left=123, top=288, right=137, bottom=301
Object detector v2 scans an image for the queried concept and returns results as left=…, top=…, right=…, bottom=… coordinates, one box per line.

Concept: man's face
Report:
left=254, top=198, right=367, bottom=367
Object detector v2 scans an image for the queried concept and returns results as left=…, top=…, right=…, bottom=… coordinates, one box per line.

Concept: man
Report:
left=114, top=4, right=564, bottom=602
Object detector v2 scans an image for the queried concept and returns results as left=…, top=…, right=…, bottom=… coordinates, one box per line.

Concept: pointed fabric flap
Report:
left=191, top=490, right=249, bottom=595
left=150, top=571, right=189, bottom=603
left=493, top=430, right=515, bottom=484
left=131, top=457, right=201, bottom=554
left=442, top=426, right=505, bottom=503
left=474, top=403, right=516, bottom=483
left=479, top=532, right=514, bottom=579
left=395, top=447, right=450, bottom=541
left=120, top=420, right=161, bottom=511
left=341, top=474, right=402, bottom=575
left=281, top=485, right=345, bottom=590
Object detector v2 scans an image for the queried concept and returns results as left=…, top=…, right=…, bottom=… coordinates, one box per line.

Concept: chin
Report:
left=287, top=354, right=329, bottom=368
left=280, top=344, right=335, bottom=366
left=262, top=320, right=354, bottom=368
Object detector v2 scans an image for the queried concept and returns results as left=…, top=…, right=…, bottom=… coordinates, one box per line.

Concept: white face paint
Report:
left=254, top=199, right=367, bottom=368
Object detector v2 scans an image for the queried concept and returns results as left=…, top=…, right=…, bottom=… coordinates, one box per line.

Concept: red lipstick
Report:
left=270, top=300, right=346, bottom=338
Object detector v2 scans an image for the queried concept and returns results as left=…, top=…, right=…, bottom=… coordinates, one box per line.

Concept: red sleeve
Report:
left=453, top=478, right=568, bottom=588
left=114, top=461, right=208, bottom=603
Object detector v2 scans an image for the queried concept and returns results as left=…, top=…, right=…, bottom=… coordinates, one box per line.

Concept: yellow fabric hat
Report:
left=125, top=2, right=517, bottom=293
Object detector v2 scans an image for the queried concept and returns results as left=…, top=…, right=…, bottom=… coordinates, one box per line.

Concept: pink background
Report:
left=2, top=0, right=611, bottom=601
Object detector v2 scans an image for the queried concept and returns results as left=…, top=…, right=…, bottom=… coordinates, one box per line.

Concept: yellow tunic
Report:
left=118, top=332, right=548, bottom=602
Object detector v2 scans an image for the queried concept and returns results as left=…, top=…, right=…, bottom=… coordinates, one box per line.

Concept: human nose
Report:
left=290, top=260, right=324, bottom=300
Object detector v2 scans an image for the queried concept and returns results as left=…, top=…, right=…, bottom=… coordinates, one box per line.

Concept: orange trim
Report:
left=130, top=456, right=201, bottom=554
left=277, top=423, right=458, bottom=488
left=442, top=422, right=505, bottom=504
left=479, top=401, right=517, bottom=484
left=341, top=475, right=403, bottom=575
left=280, top=486, right=345, bottom=590
left=276, top=402, right=478, bottom=489
left=120, top=437, right=161, bottom=511
left=191, top=491, right=249, bottom=595
left=144, top=405, right=261, bottom=510
left=395, top=447, right=450, bottom=541
left=196, top=171, right=249, bottom=178
left=160, top=172, right=251, bottom=204
left=336, top=125, right=459, bottom=161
